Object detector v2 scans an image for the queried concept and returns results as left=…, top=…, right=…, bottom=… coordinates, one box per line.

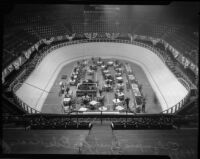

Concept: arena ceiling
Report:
left=2, top=2, right=199, bottom=27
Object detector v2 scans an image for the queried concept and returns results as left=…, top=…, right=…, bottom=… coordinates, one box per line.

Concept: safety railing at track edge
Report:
left=12, top=37, right=191, bottom=114
left=178, top=78, right=191, bottom=91
left=12, top=83, right=40, bottom=114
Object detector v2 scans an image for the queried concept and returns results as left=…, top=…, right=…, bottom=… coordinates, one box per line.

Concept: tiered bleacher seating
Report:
left=4, top=15, right=46, bottom=27
left=163, top=28, right=198, bottom=64
left=72, top=21, right=84, bottom=34
left=111, top=115, right=174, bottom=129
left=82, top=12, right=120, bottom=33
left=3, top=50, right=17, bottom=69
left=82, top=22, right=119, bottom=33
left=3, top=29, right=39, bottom=68
left=3, top=115, right=92, bottom=130
left=28, top=117, right=91, bottom=130
left=133, top=23, right=176, bottom=38
left=25, top=23, right=71, bottom=39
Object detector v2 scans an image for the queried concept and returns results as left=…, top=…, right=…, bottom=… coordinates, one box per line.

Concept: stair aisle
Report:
left=80, top=122, right=122, bottom=154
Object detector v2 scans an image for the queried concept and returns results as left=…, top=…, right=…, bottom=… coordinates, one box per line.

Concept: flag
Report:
left=190, top=62, right=196, bottom=71
left=105, top=33, right=111, bottom=39
left=57, top=35, right=63, bottom=41
left=168, top=45, right=172, bottom=52
left=152, top=39, right=158, bottom=45
left=2, top=75, right=5, bottom=84
left=160, top=39, right=164, bottom=44
left=105, top=33, right=119, bottom=39
left=43, top=37, right=54, bottom=45
left=153, top=39, right=161, bottom=45
left=71, top=33, right=76, bottom=39
left=2, top=69, right=8, bottom=84
left=65, top=34, right=69, bottom=39
left=66, top=33, right=75, bottom=41
left=92, top=33, right=98, bottom=39
left=31, top=45, right=35, bottom=52
left=13, top=56, right=23, bottom=70
left=176, top=54, right=182, bottom=64
left=20, top=55, right=26, bottom=66
left=181, top=56, right=186, bottom=66
left=184, top=58, right=190, bottom=68
left=148, top=36, right=154, bottom=41
left=13, top=59, right=20, bottom=70
left=84, top=33, right=98, bottom=39
left=169, top=45, right=174, bottom=52
left=172, top=49, right=179, bottom=58
left=35, top=40, right=43, bottom=50
left=38, top=39, right=43, bottom=45
left=112, top=33, right=120, bottom=39
left=24, top=49, right=32, bottom=59
left=34, top=42, right=39, bottom=51
left=7, top=64, right=14, bottom=73
left=164, top=42, right=169, bottom=50
left=84, top=33, right=92, bottom=39
left=2, top=72, right=5, bottom=83
left=2, top=68, right=8, bottom=78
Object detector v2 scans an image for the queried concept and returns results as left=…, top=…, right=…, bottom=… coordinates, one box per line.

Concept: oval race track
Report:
left=15, top=42, right=188, bottom=112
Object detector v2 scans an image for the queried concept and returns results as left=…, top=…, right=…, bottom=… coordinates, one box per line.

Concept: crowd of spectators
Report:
left=132, top=22, right=177, bottom=39
left=3, top=115, right=92, bottom=130
left=3, top=29, right=39, bottom=69
left=3, top=115, right=26, bottom=128
left=3, top=9, right=198, bottom=67
left=111, top=115, right=174, bottom=129
left=26, top=116, right=91, bottom=130
left=25, top=23, right=71, bottom=39
left=163, top=28, right=198, bottom=65
left=3, top=114, right=198, bottom=130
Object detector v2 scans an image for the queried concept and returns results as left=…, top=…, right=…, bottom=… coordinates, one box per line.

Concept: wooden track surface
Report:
left=15, top=43, right=188, bottom=112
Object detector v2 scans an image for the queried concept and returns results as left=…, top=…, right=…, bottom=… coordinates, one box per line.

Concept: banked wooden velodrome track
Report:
left=15, top=42, right=188, bottom=113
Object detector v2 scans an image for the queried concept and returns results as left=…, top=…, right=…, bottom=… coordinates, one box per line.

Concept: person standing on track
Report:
left=59, top=81, right=64, bottom=96
left=66, top=86, right=70, bottom=94
left=99, top=88, right=102, bottom=96
left=125, top=97, right=130, bottom=110
left=59, top=81, right=63, bottom=88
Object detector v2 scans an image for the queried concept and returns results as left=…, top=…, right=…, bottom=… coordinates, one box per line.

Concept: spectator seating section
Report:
left=24, top=23, right=71, bottom=39
left=163, top=28, right=198, bottom=64
left=3, top=16, right=198, bottom=88
left=111, top=115, right=174, bottom=130
left=3, top=29, right=39, bottom=68
left=3, top=115, right=92, bottom=130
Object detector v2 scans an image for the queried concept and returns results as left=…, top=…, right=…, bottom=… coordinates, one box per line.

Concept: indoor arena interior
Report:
left=2, top=2, right=199, bottom=159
